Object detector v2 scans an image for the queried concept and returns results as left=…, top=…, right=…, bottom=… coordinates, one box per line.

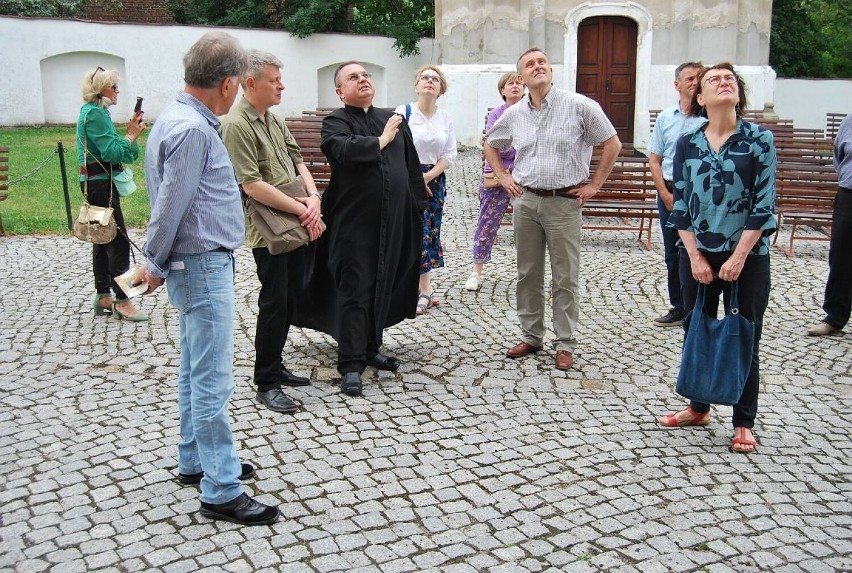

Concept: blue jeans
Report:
left=166, top=251, right=243, bottom=504
left=657, top=195, right=683, bottom=314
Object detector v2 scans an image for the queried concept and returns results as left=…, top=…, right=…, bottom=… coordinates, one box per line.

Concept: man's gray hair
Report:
left=516, top=48, right=548, bottom=72
left=183, top=32, right=247, bottom=89
left=243, top=49, right=283, bottom=88
left=675, top=61, right=703, bottom=81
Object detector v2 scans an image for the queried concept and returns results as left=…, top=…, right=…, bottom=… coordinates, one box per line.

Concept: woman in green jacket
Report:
left=76, top=67, right=147, bottom=320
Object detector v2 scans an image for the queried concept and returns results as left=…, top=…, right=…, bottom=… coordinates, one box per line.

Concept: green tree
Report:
left=0, top=0, right=84, bottom=17
left=164, top=0, right=434, bottom=57
left=770, top=0, right=852, bottom=78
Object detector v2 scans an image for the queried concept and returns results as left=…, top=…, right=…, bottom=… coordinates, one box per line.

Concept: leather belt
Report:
left=211, top=246, right=232, bottom=253
left=524, top=184, right=581, bottom=198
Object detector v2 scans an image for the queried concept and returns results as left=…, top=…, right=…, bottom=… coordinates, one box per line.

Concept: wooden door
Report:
left=576, top=16, right=637, bottom=143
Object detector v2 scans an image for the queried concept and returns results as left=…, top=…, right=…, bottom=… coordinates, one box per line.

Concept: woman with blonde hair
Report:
left=76, top=67, right=147, bottom=320
left=395, top=65, right=457, bottom=315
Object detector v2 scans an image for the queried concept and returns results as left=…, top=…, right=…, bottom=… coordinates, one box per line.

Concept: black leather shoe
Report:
left=281, top=367, right=311, bottom=387
left=341, top=372, right=363, bottom=396
left=366, top=352, right=400, bottom=371
left=178, top=463, right=256, bottom=485
left=256, top=389, right=298, bottom=414
left=200, top=493, right=279, bottom=526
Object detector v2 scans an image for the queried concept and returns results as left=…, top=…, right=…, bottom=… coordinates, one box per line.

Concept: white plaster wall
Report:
left=774, top=79, right=852, bottom=132
left=2, top=17, right=850, bottom=147
left=0, top=16, right=433, bottom=125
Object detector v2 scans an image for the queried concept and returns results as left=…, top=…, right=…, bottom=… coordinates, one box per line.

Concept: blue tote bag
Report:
left=675, top=281, right=755, bottom=406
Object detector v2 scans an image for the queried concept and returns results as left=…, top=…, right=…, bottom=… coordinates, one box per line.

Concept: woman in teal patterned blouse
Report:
left=657, top=63, right=777, bottom=454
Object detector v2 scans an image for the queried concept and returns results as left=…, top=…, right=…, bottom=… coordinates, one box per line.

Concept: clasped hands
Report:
left=296, top=194, right=324, bottom=241
left=689, top=252, right=744, bottom=284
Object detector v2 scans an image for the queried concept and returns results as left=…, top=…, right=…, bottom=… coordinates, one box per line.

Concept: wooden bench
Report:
left=0, top=146, right=8, bottom=234
left=774, top=162, right=837, bottom=255
left=285, top=114, right=331, bottom=193
left=583, top=154, right=658, bottom=249
left=826, top=112, right=846, bottom=140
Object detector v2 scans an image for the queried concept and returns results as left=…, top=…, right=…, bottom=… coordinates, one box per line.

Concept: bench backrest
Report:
left=0, top=146, right=8, bottom=196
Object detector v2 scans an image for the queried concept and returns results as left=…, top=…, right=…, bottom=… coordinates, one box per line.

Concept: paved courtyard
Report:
left=1, top=149, right=850, bottom=572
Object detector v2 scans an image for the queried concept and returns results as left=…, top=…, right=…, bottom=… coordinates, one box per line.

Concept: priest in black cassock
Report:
left=294, top=61, right=426, bottom=397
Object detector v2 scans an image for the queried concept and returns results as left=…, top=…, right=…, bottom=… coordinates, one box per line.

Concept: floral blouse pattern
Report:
left=669, top=119, right=777, bottom=255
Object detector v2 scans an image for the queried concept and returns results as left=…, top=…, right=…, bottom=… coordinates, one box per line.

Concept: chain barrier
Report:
left=7, top=147, right=61, bottom=187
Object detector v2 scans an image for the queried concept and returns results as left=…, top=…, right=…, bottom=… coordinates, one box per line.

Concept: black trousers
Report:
left=334, top=251, right=380, bottom=375
left=678, top=250, right=770, bottom=428
left=85, top=179, right=130, bottom=299
left=822, top=187, right=852, bottom=328
left=252, top=246, right=308, bottom=391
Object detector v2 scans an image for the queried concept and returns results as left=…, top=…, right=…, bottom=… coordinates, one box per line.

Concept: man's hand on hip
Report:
left=574, top=183, right=599, bottom=206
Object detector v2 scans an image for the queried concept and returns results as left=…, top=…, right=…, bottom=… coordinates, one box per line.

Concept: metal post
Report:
left=58, top=142, right=72, bottom=230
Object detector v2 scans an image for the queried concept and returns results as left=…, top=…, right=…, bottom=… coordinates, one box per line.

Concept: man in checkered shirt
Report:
left=484, top=48, right=622, bottom=370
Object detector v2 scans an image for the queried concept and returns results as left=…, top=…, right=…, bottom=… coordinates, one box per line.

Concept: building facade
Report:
left=436, top=0, right=776, bottom=147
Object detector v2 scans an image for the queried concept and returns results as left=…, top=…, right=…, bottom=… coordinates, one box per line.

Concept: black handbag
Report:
left=675, top=281, right=755, bottom=406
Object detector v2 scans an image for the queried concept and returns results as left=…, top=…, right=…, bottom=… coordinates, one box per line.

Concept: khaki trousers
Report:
left=513, top=192, right=581, bottom=352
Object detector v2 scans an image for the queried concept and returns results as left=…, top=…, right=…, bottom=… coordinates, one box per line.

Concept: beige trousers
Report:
left=512, top=192, right=581, bottom=352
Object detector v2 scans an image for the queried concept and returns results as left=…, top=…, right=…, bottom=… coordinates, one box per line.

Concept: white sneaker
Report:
left=464, top=272, right=481, bottom=291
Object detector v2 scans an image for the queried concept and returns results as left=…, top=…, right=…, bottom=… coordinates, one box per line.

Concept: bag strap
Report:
left=729, top=280, right=740, bottom=314
left=81, top=112, right=113, bottom=209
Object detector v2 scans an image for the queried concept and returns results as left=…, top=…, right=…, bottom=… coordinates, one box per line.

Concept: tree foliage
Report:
left=165, top=0, right=434, bottom=57
left=0, top=0, right=85, bottom=17
left=770, top=0, right=852, bottom=78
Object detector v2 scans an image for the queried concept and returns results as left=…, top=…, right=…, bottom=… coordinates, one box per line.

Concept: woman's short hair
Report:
left=414, top=65, right=448, bottom=97
left=183, top=32, right=246, bottom=89
left=497, top=72, right=522, bottom=101
left=243, top=49, right=283, bottom=89
left=690, top=62, right=748, bottom=117
left=81, top=67, right=119, bottom=106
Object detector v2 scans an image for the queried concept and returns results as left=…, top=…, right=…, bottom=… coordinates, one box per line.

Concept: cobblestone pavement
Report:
left=1, top=149, right=851, bottom=573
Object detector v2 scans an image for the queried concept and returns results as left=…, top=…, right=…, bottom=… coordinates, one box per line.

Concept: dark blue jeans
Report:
left=657, top=195, right=683, bottom=314
left=678, top=250, right=770, bottom=428
left=822, top=187, right=852, bottom=328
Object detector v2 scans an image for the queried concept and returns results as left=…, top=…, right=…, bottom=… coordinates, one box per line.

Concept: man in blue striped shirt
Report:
left=141, top=32, right=279, bottom=526
left=648, top=62, right=706, bottom=327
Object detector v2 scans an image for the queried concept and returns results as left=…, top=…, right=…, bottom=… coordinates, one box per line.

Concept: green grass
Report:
left=0, top=125, right=150, bottom=235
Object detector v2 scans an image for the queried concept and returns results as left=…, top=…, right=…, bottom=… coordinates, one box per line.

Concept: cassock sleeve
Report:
left=400, top=121, right=428, bottom=211
left=321, top=112, right=382, bottom=165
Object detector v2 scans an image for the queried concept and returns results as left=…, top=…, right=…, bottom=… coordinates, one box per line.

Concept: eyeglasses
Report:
left=91, top=66, right=105, bottom=81
left=344, top=71, right=371, bottom=83
left=704, top=74, right=737, bottom=87
left=419, top=74, right=441, bottom=84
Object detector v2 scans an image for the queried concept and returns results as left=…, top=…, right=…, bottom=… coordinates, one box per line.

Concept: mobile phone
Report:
left=134, top=97, right=144, bottom=114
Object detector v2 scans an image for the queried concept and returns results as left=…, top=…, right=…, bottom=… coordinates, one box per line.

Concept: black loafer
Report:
left=256, top=389, right=298, bottom=414
left=178, top=462, right=256, bottom=485
left=366, top=352, right=400, bottom=371
left=281, top=367, right=311, bottom=387
left=341, top=372, right=363, bottom=396
left=200, top=493, right=279, bottom=526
